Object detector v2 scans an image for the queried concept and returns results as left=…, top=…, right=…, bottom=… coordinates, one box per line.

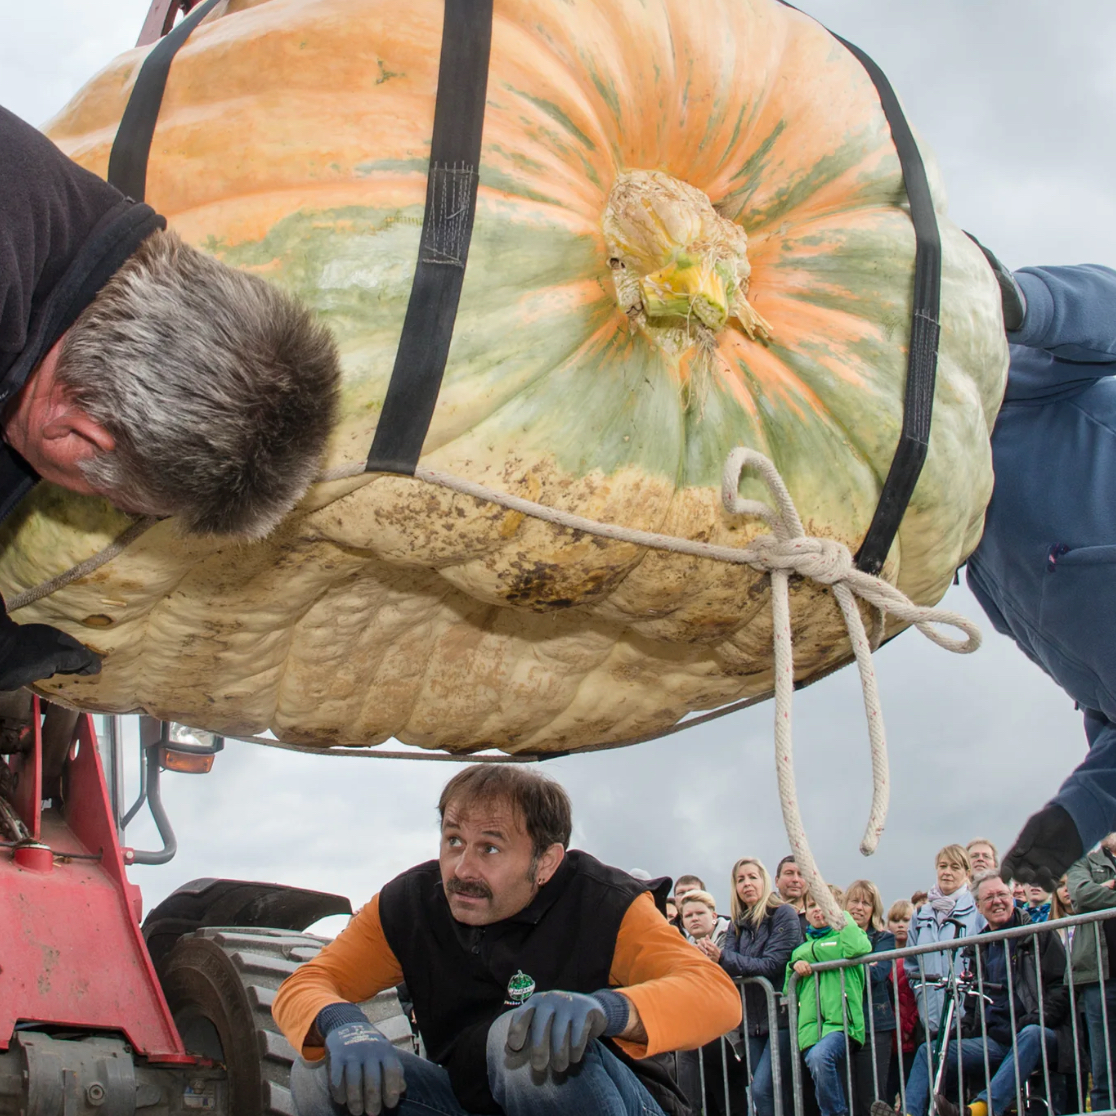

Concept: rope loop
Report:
left=720, top=447, right=978, bottom=926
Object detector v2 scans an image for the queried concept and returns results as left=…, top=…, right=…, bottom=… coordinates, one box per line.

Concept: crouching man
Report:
left=273, top=765, right=741, bottom=1115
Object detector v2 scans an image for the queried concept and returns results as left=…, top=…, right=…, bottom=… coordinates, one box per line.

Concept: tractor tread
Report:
left=160, top=925, right=410, bottom=1116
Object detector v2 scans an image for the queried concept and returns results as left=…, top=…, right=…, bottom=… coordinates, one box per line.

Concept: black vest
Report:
left=379, top=851, right=688, bottom=1115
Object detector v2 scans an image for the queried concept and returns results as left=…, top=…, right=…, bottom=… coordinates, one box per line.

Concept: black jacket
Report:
left=718, top=902, right=803, bottom=1036
left=0, top=105, right=164, bottom=524
left=963, top=910, right=1074, bottom=1071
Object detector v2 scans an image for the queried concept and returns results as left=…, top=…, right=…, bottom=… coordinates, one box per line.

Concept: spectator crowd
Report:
left=651, top=835, right=1116, bottom=1116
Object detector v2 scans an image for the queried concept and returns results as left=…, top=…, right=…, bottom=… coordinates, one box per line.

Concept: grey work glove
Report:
left=965, top=232, right=1027, bottom=332
left=505, top=990, right=624, bottom=1073
left=0, top=607, right=100, bottom=692
left=1001, top=803, right=1083, bottom=892
left=323, top=1019, right=405, bottom=1115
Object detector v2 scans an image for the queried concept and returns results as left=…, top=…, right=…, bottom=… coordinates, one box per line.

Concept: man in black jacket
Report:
left=0, top=105, right=340, bottom=691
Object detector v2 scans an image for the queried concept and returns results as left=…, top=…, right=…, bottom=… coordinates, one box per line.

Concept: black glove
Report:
left=1001, top=803, right=1083, bottom=892
left=0, top=609, right=101, bottom=692
left=505, top=990, right=614, bottom=1073
left=323, top=1019, right=405, bottom=1116
left=965, top=232, right=1027, bottom=332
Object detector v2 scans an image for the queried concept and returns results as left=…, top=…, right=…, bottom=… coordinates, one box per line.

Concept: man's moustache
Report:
left=447, top=879, right=493, bottom=900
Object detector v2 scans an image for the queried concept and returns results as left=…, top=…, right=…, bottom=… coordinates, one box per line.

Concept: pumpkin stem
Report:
left=602, top=169, right=771, bottom=356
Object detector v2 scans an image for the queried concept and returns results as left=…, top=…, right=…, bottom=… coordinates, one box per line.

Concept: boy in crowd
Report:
left=669, top=874, right=705, bottom=930
left=678, top=890, right=731, bottom=949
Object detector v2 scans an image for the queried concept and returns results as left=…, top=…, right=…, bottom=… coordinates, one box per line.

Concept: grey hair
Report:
left=972, top=869, right=1007, bottom=900
left=55, top=228, right=341, bottom=538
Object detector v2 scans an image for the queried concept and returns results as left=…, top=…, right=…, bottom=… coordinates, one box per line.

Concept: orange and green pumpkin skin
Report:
left=0, top=0, right=1007, bottom=753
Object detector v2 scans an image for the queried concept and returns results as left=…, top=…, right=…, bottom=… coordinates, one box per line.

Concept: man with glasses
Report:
left=966, top=841, right=998, bottom=877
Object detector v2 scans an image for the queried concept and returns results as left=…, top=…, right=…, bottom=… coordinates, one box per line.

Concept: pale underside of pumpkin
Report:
left=0, top=0, right=1008, bottom=753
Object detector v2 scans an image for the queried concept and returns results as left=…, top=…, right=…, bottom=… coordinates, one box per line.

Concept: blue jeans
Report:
left=903, top=1027, right=1056, bottom=1116
left=803, top=1032, right=852, bottom=1116
left=290, top=1011, right=667, bottom=1115
left=1082, top=982, right=1116, bottom=1112
left=745, top=1029, right=792, bottom=1116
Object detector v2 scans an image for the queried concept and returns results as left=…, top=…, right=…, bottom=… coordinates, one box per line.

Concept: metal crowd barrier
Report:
left=683, top=908, right=1116, bottom=1116
left=677, top=975, right=783, bottom=1116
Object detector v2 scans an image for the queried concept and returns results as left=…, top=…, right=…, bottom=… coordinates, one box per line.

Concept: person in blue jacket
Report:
left=966, top=253, right=1116, bottom=888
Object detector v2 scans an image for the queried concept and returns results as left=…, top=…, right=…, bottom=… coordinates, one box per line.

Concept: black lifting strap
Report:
left=365, top=0, right=493, bottom=475
left=840, top=36, right=942, bottom=576
left=780, top=4, right=942, bottom=576
left=106, top=0, right=224, bottom=200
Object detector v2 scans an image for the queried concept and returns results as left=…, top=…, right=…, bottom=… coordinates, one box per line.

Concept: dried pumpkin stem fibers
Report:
left=12, top=449, right=980, bottom=929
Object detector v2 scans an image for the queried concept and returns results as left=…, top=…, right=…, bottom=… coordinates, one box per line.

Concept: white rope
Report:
left=6, top=516, right=159, bottom=613
left=329, top=448, right=979, bottom=926
left=9, top=450, right=980, bottom=925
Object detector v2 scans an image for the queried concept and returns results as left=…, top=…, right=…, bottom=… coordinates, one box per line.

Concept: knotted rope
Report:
left=9, top=449, right=980, bottom=925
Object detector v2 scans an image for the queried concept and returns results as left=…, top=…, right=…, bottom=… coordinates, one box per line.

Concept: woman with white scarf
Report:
left=903, top=844, right=982, bottom=1037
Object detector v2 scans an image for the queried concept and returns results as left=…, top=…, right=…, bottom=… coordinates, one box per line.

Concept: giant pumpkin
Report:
left=0, top=0, right=1008, bottom=753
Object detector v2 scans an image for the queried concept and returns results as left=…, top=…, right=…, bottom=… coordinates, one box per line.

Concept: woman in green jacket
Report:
left=786, top=887, right=873, bottom=1116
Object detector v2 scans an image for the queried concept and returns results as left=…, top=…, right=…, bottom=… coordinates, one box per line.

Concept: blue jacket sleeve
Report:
left=1053, top=709, right=1116, bottom=852
left=1005, top=264, right=1116, bottom=402
left=867, top=930, right=896, bottom=987
left=903, top=910, right=936, bottom=981
left=718, top=905, right=802, bottom=982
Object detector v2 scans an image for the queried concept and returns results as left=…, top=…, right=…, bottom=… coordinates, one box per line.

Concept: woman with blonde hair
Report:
left=905, top=844, right=981, bottom=1037
left=700, top=857, right=802, bottom=1116
left=844, top=880, right=897, bottom=1116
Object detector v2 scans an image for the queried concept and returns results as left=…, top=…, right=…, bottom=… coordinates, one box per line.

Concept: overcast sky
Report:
left=4, top=1, right=1116, bottom=930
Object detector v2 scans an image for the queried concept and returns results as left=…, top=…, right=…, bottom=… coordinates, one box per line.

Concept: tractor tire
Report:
left=159, top=927, right=411, bottom=1116
left=142, top=878, right=351, bottom=975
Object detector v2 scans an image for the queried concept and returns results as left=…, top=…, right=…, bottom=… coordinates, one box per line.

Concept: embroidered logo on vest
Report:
left=504, top=970, right=536, bottom=1007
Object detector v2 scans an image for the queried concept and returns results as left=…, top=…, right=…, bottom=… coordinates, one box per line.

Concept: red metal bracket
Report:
left=0, top=708, right=190, bottom=1061
left=136, top=0, right=208, bottom=46
left=6, top=699, right=41, bottom=840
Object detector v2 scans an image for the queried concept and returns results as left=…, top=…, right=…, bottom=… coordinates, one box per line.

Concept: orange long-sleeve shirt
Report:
left=273, top=890, right=741, bottom=1062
